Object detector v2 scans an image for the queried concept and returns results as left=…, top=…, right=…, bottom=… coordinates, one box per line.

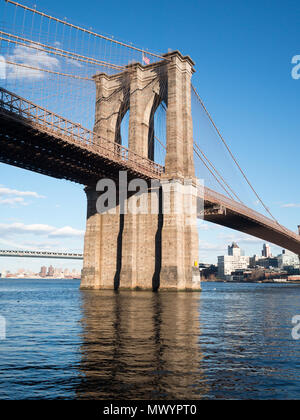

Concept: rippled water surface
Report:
left=0, top=279, right=300, bottom=399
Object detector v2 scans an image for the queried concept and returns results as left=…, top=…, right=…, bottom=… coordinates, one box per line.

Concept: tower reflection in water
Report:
left=76, top=291, right=208, bottom=399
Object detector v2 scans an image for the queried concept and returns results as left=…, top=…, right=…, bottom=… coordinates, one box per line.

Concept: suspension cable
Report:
left=5, top=0, right=169, bottom=62
left=193, top=142, right=243, bottom=204
left=153, top=135, right=236, bottom=200
left=5, top=60, right=93, bottom=80
left=0, top=32, right=123, bottom=70
left=191, top=83, right=286, bottom=229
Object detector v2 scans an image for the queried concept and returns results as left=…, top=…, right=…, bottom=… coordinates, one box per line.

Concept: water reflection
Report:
left=77, top=291, right=208, bottom=399
left=2, top=280, right=300, bottom=399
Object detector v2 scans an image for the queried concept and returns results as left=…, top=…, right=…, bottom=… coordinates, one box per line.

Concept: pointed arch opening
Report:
left=117, top=106, right=130, bottom=149
left=148, top=95, right=167, bottom=166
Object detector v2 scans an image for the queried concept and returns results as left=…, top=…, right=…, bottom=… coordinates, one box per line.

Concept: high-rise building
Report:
left=40, top=266, right=47, bottom=277
left=262, top=243, right=271, bottom=258
left=228, top=242, right=241, bottom=257
left=47, top=265, right=54, bottom=277
left=218, top=243, right=250, bottom=279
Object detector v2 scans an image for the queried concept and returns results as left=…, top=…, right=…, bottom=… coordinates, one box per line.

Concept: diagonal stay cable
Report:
left=153, top=135, right=236, bottom=200
left=191, top=83, right=288, bottom=231
left=193, top=142, right=243, bottom=204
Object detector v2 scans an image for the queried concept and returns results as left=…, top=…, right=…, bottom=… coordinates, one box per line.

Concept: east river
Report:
left=0, top=279, right=300, bottom=399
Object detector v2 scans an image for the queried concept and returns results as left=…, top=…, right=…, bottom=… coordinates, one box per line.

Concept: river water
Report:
left=0, top=279, right=300, bottom=399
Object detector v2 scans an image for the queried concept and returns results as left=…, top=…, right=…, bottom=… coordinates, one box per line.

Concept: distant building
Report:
left=278, top=250, right=299, bottom=270
left=218, top=243, right=250, bottom=279
left=228, top=242, right=240, bottom=256
left=200, top=264, right=218, bottom=281
left=40, top=266, right=47, bottom=277
left=47, top=265, right=54, bottom=277
left=231, top=269, right=253, bottom=282
left=262, top=243, right=271, bottom=258
left=256, top=257, right=278, bottom=269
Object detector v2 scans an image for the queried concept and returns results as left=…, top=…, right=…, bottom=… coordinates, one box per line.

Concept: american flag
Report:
left=142, top=54, right=150, bottom=65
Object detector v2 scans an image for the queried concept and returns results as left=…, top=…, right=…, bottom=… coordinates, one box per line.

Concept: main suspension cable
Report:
left=5, top=0, right=169, bottom=62
left=0, top=31, right=124, bottom=70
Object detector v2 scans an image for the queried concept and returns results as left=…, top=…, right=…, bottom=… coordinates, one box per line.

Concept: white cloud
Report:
left=0, top=222, right=84, bottom=238
left=0, top=237, right=82, bottom=252
left=67, top=58, right=83, bottom=68
left=0, top=186, right=45, bottom=206
left=198, top=222, right=216, bottom=231
left=198, top=239, right=225, bottom=252
left=49, top=226, right=85, bottom=238
left=0, top=197, right=28, bottom=206
left=217, top=232, right=264, bottom=245
left=6, top=44, right=60, bottom=80
left=281, top=203, right=300, bottom=208
left=0, top=186, right=45, bottom=199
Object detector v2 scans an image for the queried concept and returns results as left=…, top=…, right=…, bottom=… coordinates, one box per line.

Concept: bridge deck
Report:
left=1, top=87, right=299, bottom=255
left=201, top=188, right=300, bottom=255
left=0, top=88, right=163, bottom=183
left=0, top=250, right=83, bottom=259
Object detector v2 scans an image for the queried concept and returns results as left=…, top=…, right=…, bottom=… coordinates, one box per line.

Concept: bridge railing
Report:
left=0, top=88, right=164, bottom=179
left=201, top=186, right=300, bottom=241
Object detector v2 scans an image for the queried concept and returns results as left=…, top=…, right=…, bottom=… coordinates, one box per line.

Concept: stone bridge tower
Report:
left=80, top=51, right=201, bottom=291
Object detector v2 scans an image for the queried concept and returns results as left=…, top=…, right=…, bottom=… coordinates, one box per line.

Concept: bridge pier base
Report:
left=80, top=187, right=121, bottom=290
left=80, top=180, right=201, bottom=291
left=160, top=179, right=201, bottom=291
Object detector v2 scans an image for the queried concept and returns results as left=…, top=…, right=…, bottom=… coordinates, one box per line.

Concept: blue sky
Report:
left=0, top=0, right=299, bottom=272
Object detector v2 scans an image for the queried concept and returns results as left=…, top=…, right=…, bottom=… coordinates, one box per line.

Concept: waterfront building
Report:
left=278, top=250, right=299, bottom=270
left=218, top=243, right=250, bottom=279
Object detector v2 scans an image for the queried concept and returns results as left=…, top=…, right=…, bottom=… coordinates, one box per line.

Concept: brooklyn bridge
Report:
left=0, top=0, right=299, bottom=291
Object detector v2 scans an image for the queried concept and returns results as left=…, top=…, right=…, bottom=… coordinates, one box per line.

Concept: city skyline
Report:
left=1, top=263, right=81, bottom=278
left=0, top=236, right=296, bottom=275
left=217, top=240, right=299, bottom=280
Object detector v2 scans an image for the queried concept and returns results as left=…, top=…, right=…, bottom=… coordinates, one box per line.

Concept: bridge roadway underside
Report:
left=0, top=111, right=151, bottom=185
left=1, top=110, right=300, bottom=257
left=201, top=200, right=300, bottom=255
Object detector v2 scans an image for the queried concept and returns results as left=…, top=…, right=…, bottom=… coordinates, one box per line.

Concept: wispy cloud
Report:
left=197, top=222, right=217, bottom=231
left=0, top=223, right=84, bottom=239
left=198, top=239, right=225, bottom=252
left=0, top=186, right=45, bottom=206
left=48, top=226, right=85, bottom=238
left=0, top=197, right=28, bottom=206
left=0, top=237, right=82, bottom=252
left=280, top=203, right=300, bottom=208
left=6, top=44, right=59, bottom=80
left=217, top=231, right=264, bottom=244
left=67, top=58, right=83, bottom=68
left=0, top=186, right=45, bottom=199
